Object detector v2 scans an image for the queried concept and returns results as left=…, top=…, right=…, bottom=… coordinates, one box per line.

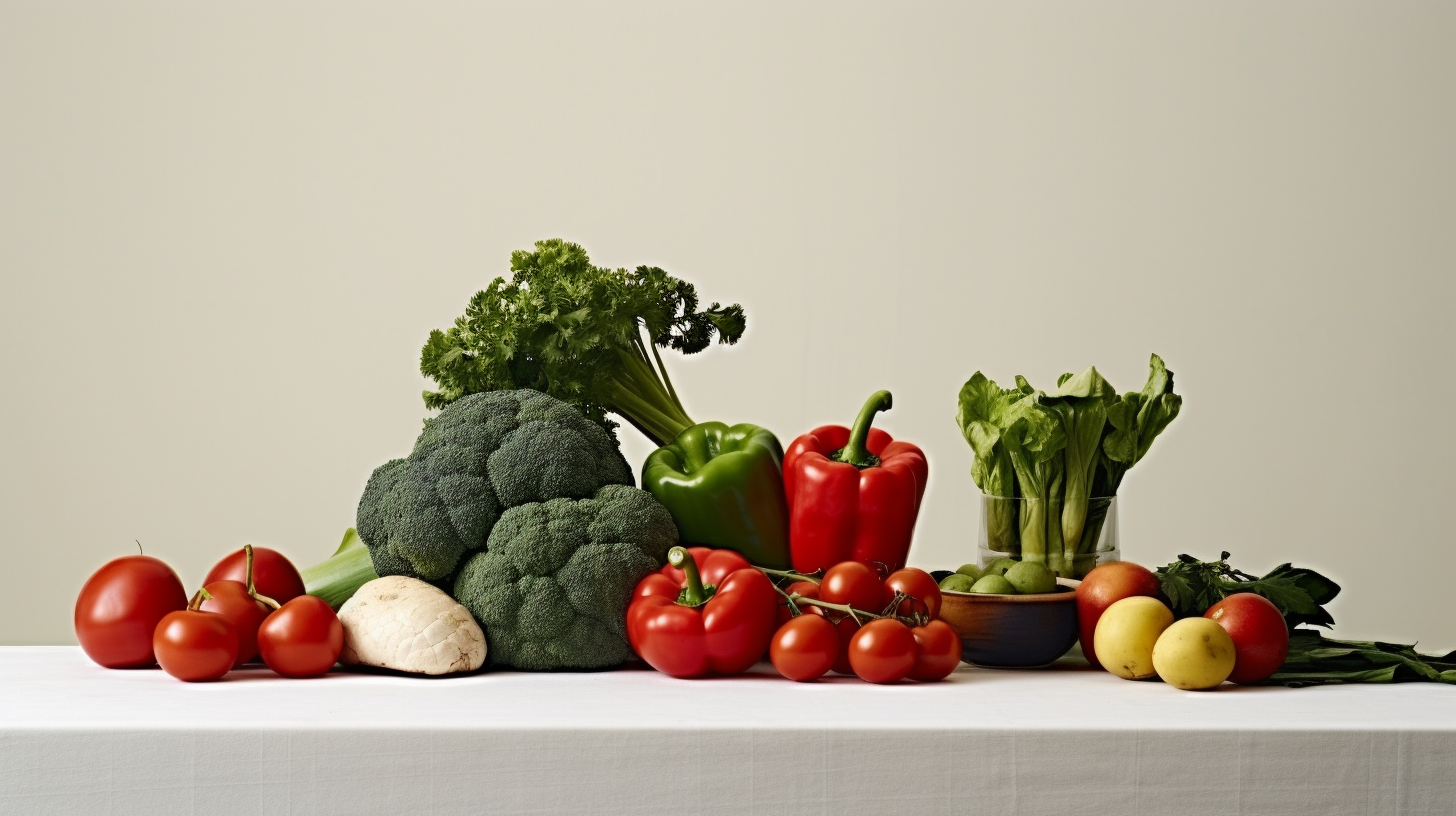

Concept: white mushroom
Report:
left=337, top=575, right=486, bottom=675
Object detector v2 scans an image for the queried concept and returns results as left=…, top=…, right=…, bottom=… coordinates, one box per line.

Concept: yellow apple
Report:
left=1152, top=618, right=1237, bottom=690
left=1092, top=596, right=1174, bottom=680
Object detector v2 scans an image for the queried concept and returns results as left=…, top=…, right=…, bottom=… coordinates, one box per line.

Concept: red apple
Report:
left=1075, top=561, right=1162, bottom=669
left=1204, top=593, right=1289, bottom=684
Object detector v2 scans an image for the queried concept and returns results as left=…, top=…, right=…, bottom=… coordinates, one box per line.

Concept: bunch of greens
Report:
left=955, top=354, right=1182, bottom=577
left=1156, top=552, right=1341, bottom=629
left=420, top=239, right=746, bottom=446
left=1270, top=630, right=1456, bottom=686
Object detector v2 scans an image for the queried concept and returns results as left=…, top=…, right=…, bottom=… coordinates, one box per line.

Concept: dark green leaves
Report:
left=1155, top=552, right=1341, bottom=629
left=420, top=239, right=744, bottom=444
left=1268, top=629, right=1456, bottom=686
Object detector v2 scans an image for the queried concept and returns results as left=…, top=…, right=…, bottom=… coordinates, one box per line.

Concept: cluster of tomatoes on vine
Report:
left=767, top=561, right=961, bottom=684
left=74, top=544, right=343, bottom=682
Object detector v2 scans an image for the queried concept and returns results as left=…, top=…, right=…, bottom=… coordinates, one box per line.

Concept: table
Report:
left=3, top=647, right=1453, bottom=815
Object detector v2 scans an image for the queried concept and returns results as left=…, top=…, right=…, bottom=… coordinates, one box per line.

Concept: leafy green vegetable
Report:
left=1000, top=404, right=1067, bottom=572
left=1095, top=354, right=1182, bottom=497
left=420, top=239, right=745, bottom=445
left=954, top=355, right=1181, bottom=577
left=1268, top=629, right=1456, bottom=686
left=955, top=374, right=1022, bottom=552
left=1156, top=552, right=1341, bottom=629
left=1043, top=367, right=1114, bottom=563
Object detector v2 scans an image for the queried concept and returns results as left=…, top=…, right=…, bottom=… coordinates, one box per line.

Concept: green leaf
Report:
left=419, top=239, right=743, bottom=445
left=955, top=373, right=1011, bottom=462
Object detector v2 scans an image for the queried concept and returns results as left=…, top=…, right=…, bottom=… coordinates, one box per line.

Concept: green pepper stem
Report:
left=833, top=390, right=892, bottom=469
left=669, top=547, right=708, bottom=607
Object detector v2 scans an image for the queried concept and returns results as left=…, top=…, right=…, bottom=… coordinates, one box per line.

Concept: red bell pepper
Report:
left=783, top=390, right=928, bottom=575
left=627, top=546, right=778, bottom=678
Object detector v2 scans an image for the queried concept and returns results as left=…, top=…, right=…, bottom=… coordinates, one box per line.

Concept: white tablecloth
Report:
left=3, top=646, right=1453, bottom=815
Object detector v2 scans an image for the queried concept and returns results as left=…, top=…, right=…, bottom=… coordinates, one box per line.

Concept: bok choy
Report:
left=955, top=354, right=1182, bottom=578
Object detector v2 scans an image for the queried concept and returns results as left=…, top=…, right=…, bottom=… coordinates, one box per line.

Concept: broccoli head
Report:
left=355, top=389, right=632, bottom=584
left=454, top=483, right=678, bottom=670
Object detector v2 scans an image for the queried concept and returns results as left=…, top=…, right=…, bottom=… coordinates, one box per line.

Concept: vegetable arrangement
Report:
left=70, top=237, right=1446, bottom=696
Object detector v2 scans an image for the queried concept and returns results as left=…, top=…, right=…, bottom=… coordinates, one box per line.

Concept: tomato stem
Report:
left=241, top=544, right=282, bottom=610
left=188, top=586, right=213, bottom=611
left=757, top=566, right=822, bottom=585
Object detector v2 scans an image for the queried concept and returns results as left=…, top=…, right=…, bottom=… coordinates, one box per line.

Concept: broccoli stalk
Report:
left=419, top=239, right=746, bottom=446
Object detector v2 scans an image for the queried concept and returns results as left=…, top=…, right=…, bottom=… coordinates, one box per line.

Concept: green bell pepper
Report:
left=641, top=422, right=792, bottom=569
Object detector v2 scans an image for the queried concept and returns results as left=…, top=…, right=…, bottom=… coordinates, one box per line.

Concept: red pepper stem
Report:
left=668, top=547, right=708, bottom=607
left=833, top=390, right=892, bottom=469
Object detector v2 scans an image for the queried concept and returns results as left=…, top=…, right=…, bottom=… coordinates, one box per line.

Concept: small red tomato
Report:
left=258, top=595, right=343, bottom=678
left=831, top=616, right=861, bottom=675
left=848, top=619, right=917, bottom=684
left=820, top=562, right=884, bottom=613
left=198, top=580, right=273, bottom=666
left=770, top=615, right=839, bottom=682
left=883, top=568, right=942, bottom=619
left=1205, top=593, right=1290, bottom=684
left=205, top=546, right=305, bottom=604
left=778, top=580, right=822, bottom=625
left=153, top=610, right=238, bottom=682
left=908, top=619, right=963, bottom=681
left=75, top=554, right=188, bottom=668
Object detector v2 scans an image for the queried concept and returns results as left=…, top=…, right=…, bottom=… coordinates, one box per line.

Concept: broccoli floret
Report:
left=454, top=484, right=678, bottom=670
left=355, top=389, right=632, bottom=584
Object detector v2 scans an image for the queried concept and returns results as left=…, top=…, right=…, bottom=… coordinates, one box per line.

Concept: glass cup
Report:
left=977, top=495, right=1119, bottom=580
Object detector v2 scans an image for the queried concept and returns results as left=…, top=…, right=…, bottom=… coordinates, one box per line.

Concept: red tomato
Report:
left=848, top=618, right=917, bottom=684
left=1205, top=593, right=1290, bottom=684
left=1075, top=561, right=1162, bottom=669
left=258, top=595, right=343, bottom=677
left=770, top=615, right=839, bottom=681
left=831, top=616, right=861, bottom=675
left=883, top=568, right=942, bottom=619
left=153, top=610, right=238, bottom=682
left=777, top=580, right=822, bottom=625
left=205, top=546, right=305, bottom=604
left=198, top=581, right=273, bottom=666
left=75, top=555, right=188, bottom=668
left=908, top=620, right=962, bottom=681
left=820, top=562, right=883, bottom=613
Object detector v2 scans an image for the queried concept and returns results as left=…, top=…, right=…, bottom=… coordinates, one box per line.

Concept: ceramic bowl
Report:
left=938, top=578, right=1080, bottom=668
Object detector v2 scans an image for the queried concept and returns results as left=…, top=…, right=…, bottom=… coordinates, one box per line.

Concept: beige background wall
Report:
left=3, top=1, right=1453, bottom=651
